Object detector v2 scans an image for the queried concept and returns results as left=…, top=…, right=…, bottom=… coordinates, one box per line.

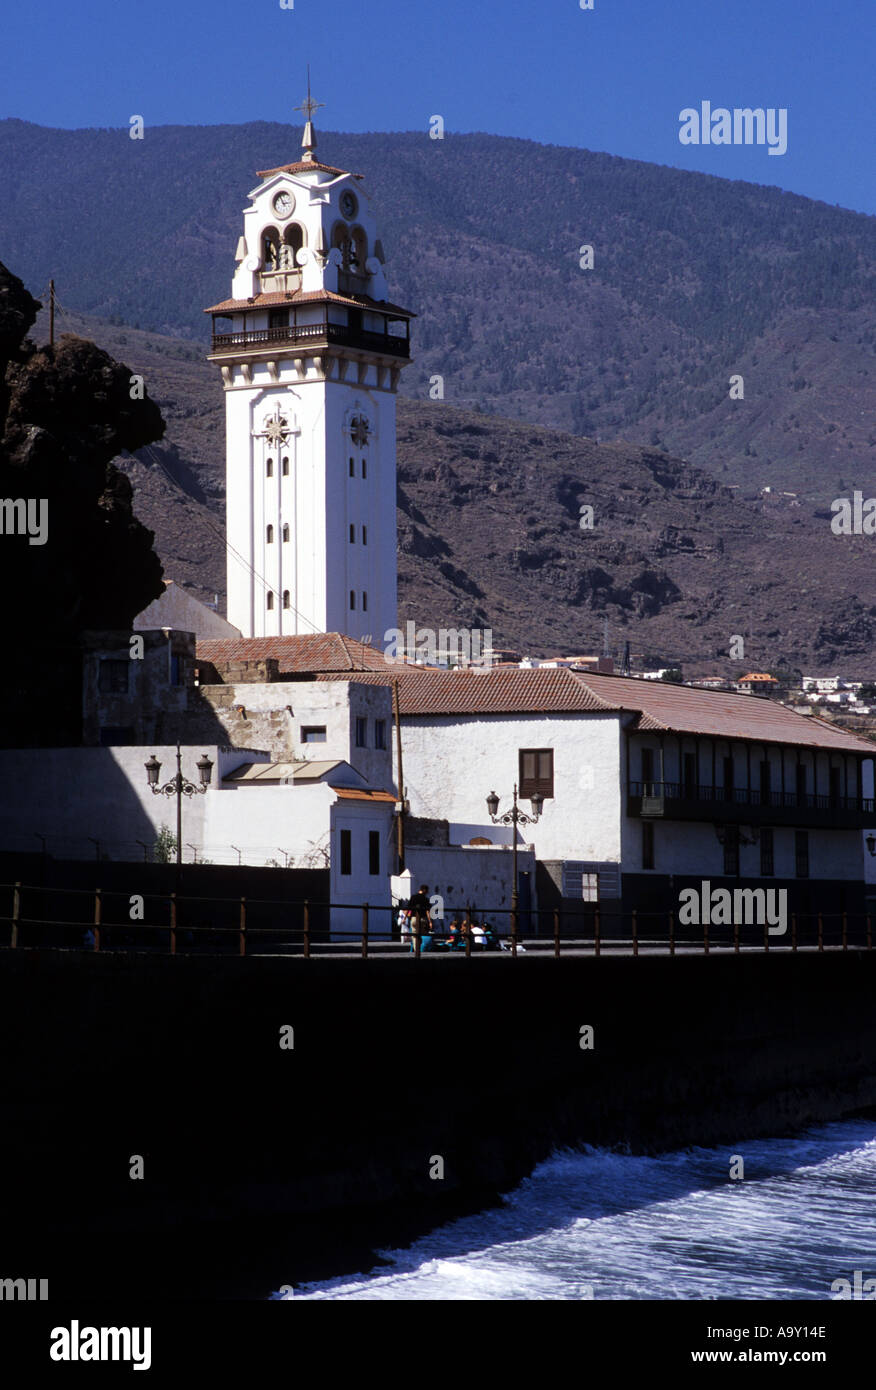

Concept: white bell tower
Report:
left=206, top=88, right=413, bottom=642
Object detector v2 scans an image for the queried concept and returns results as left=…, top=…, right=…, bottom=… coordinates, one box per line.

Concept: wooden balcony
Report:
left=627, top=781, right=875, bottom=830
left=210, top=320, right=410, bottom=359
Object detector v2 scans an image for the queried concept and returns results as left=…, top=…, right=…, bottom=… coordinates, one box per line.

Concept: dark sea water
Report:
left=279, top=1119, right=876, bottom=1300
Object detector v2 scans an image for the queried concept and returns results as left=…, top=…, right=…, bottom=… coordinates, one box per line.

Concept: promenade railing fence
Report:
left=0, top=880, right=872, bottom=958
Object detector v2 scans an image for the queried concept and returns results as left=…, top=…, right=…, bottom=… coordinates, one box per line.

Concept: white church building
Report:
left=204, top=105, right=412, bottom=644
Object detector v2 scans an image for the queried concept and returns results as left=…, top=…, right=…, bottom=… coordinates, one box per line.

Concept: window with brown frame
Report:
left=519, top=748, right=553, bottom=799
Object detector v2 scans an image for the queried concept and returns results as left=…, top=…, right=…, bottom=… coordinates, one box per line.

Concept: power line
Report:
left=137, top=440, right=325, bottom=636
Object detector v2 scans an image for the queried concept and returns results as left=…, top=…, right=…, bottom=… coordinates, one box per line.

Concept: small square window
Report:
left=98, top=659, right=129, bottom=694
left=581, top=873, right=598, bottom=902
left=301, top=726, right=326, bottom=743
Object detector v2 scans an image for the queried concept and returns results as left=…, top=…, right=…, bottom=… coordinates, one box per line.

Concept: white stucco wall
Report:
left=199, top=679, right=395, bottom=789
left=329, top=799, right=395, bottom=938
left=398, top=844, right=537, bottom=927
left=396, top=712, right=624, bottom=863
left=623, top=817, right=864, bottom=882
left=0, top=747, right=392, bottom=898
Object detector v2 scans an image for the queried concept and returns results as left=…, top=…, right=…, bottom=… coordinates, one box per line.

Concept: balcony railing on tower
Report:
left=210, top=320, right=410, bottom=358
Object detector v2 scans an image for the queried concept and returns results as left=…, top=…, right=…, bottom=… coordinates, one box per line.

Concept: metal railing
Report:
left=628, top=781, right=874, bottom=813
left=0, top=881, right=872, bottom=959
left=210, top=321, right=410, bottom=357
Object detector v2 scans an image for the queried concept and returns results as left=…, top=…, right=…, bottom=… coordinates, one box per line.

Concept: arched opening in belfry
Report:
left=282, top=223, right=305, bottom=269
left=350, top=226, right=368, bottom=273
left=262, top=226, right=281, bottom=270
left=331, top=221, right=352, bottom=270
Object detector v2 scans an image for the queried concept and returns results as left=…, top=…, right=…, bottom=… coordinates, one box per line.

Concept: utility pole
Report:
left=393, top=679, right=405, bottom=872
left=49, top=279, right=55, bottom=349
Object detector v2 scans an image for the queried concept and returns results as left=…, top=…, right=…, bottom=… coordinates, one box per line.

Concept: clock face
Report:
left=340, top=190, right=358, bottom=221
left=272, top=190, right=295, bottom=219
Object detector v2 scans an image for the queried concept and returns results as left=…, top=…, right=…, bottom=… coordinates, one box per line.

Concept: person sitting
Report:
left=471, top=921, right=486, bottom=950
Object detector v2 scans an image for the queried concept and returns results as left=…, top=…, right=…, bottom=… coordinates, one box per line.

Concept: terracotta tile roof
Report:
left=738, top=673, right=778, bottom=682
left=317, top=667, right=620, bottom=715
left=197, top=647, right=874, bottom=753
left=321, top=664, right=875, bottom=751
left=205, top=289, right=414, bottom=317
left=197, top=635, right=389, bottom=673
left=573, top=672, right=875, bottom=753
left=256, top=159, right=361, bottom=179
left=331, top=787, right=397, bottom=802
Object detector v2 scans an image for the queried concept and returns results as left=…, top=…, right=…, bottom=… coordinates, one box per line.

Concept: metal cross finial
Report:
left=295, top=67, right=325, bottom=125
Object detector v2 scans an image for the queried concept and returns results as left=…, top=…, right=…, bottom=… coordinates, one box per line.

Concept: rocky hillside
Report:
left=26, top=304, right=876, bottom=677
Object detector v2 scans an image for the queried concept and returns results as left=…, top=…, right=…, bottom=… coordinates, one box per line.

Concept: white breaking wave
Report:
left=279, top=1119, right=876, bottom=1300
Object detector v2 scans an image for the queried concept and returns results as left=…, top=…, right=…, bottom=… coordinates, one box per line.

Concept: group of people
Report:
left=398, top=885, right=502, bottom=952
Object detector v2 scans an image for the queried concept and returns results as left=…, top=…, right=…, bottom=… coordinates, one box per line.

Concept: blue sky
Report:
left=2, top=0, right=874, bottom=213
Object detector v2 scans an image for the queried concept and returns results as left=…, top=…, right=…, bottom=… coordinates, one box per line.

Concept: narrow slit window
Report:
left=267, top=457, right=274, bottom=477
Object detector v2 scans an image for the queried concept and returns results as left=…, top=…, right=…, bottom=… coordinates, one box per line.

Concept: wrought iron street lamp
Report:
left=145, top=744, right=213, bottom=880
left=485, top=782, right=543, bottom=954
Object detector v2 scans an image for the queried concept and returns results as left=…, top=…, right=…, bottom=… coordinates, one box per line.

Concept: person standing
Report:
left=408, top=884, right=433, bottom=953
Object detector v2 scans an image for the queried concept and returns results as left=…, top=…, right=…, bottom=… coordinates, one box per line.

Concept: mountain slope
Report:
left=2, top=119, right=875, bottom=499
left=26, top=306, right=875, bottom=676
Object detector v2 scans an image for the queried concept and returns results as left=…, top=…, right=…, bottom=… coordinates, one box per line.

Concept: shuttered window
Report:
left=519, top=748, right=553, bottom=799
